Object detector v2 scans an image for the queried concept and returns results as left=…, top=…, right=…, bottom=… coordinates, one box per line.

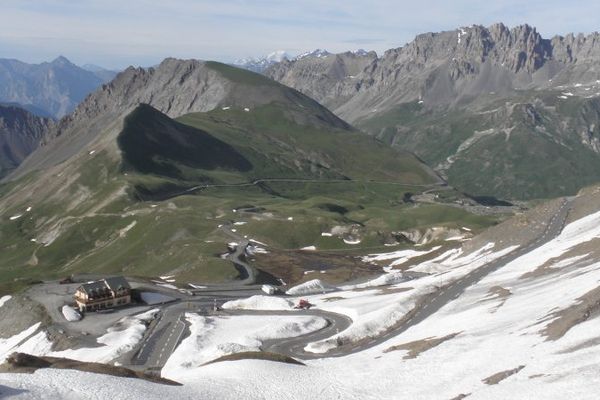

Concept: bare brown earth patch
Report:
left=482, top=365, right=525, bottom=385
left=520, top=239, right=598, bottom=280
left=541, top=285, right=600, bottom=340
left=252, top=250, right=381, bottom=286
left=0, top=295, right=51, bottom=338
left=485, top=286, right=511, bottom=313
left=0, top=352, right=181, bottom=386
left=566, top=185, right=600, bottom=224
left=383, top=332, right=461, bottom=359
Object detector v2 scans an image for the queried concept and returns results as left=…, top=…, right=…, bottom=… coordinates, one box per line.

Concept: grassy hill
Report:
left=357, top=91, right=600, bottom=200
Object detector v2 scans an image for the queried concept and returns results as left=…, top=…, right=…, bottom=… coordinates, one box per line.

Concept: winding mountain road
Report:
left=129, top=199, right=572, bottom=370
left=272, top=198, right=573, bottom=360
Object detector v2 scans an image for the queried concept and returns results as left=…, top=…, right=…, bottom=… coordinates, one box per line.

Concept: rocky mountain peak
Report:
left=50, top=55, right=74, bottom=67
left=389, top=23, right=551, bottom=73
left=296, top=49, right=332, bottom=59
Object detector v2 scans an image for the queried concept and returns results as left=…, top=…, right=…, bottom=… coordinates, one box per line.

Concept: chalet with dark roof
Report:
left=74, top=276, right=131, bottom=312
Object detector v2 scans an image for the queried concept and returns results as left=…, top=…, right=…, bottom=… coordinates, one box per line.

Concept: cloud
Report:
left=0, top=0, right=598, bottom=68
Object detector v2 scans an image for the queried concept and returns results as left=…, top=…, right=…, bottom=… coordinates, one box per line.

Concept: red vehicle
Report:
left=294, top=299, right=312, bottom=310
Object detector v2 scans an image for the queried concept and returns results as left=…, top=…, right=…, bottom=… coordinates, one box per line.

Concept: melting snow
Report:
left=286, top=279, right=337, bottom=295
left=155, top=283, right=178, bottom=290
left=363, top=246, right=441, bottom=267
left=118, top=221, right=137, bottom=237
left=162, top=313, right=327, bottom=379
left=7, top=205, right=600, bottom=399
left=0, top=295, right=11, bottom=309
left=188, top=283, right=207, bottom=289
left=222, top=295, right=294, bottom=310
left=61, top=305, right=82, bottom=322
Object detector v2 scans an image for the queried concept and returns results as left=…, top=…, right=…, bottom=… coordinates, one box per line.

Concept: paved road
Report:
left=132, top=307, right=186, bottom=368
left=149, top=178, right=447, bottom=202
left=129, top=199, right=572, bottom=369
left=232, top=309, right=352, bottom=356
left=128, top=292, right=262, bottom=369
left=220, top=227, right=257, bottom=285
left=281, top=198, right=573, bottom=359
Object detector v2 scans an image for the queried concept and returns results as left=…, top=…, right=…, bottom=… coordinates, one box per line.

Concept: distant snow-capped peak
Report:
left=295, top=49, right=332, bottom=60
left=233, top=50, right=290, bottom=72
left=265, top=50, right=289, bottom=62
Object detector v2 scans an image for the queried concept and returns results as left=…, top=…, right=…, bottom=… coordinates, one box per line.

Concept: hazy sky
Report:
left=1, top=0, right=599, bottom=69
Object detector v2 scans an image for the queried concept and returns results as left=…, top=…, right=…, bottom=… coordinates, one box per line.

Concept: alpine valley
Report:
left=2, top=19, right=600, bottom=400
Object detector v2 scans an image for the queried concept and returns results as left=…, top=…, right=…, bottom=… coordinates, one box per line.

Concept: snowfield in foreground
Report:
left=3, top=208, right=600, bottom=398
left=162, top=313, right=327, bottom=380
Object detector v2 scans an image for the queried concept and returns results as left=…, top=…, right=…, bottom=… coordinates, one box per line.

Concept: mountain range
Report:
left=3, top=19, right=600, bottom=400
left=233, top=49, right=369, bottom=73
left=0, top=56, right=117, bottom=119
left=266, top=23, right=600, bottom=199
left=4, top=22, right=600, bottom=288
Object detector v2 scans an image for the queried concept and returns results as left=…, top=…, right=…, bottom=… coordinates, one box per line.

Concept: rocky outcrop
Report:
left=0, top=104, right=51, bottom=177
left=266, top=23, right=600, bottom=121
left=267, top=50, right=378, bottom=111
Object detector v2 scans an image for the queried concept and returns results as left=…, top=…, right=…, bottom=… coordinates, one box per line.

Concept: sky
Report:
left=0, top=0, right=599, bottom=70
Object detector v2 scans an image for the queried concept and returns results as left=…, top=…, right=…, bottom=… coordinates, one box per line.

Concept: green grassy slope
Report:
left=118, top=104, right=253, bottom=180
left=0, top=95, right=497, bottom=295
left=357, top=92, right=600, bottom=200
left=177, top=103, right=438, bottom=184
